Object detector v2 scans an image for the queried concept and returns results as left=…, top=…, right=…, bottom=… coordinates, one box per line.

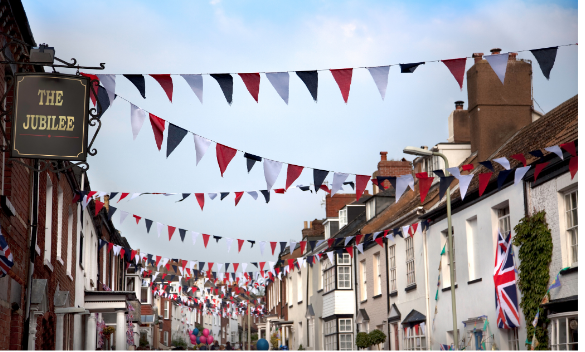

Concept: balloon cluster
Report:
left=189, top=328, right=214, bottom=345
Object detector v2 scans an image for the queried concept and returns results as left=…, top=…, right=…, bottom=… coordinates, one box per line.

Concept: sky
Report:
left=22, top=0, right=578, bottom=270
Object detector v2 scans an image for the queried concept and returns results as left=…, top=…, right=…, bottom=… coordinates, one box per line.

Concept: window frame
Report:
left=297, top=271, right=303, bottom=302
left=44, top=175, right=54, bottom=264
left=337, top=266, right=351, bottom=289
left=389, top=245, right=397, bottom=292
left=374, top=253, right=382, bottom=296
left=339, top=208, right=348, bottom=228
left=360, top=260, right=367, bottom=300
left=403, top=326, right=426, bottom=351
left=406, top=236, right=416, bottom=286
left=564, top=190, right=578, bottom=266
left=164, top=300, right=170, bottom=319
left=366, top=198, right=376, bottom=221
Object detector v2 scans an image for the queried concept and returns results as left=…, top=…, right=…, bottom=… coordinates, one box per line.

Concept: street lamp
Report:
left=403, top=146, right=458, bottom=350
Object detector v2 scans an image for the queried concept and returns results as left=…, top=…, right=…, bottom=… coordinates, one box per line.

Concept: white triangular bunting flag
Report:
left=265, top=72, right=289, bottom=104
left=316, top=240, right=325, bottom=248
left=373, top=231, right=382, bottom=240
left=386, top=233, right=395, bottom=242
left=97, top=74, right=116, bottom=105
left=344, top=236, right=354, bottom=246
left=331, top=172, right=349, bottom=196
left=157, top=222, right=164, bottom=238
left=493, top=157, right=511, bottom=170
left=545, top=145, right=564, bottom=160
left=356, top=243, right=364, bottom=254
left=82, top=196, right=90, bottom=210
left=446, top=167, right=461, bottom=178
left=113, top=245, right=122, bottom=256
left=402, top=226, right=410, bottom=237
left=367, top=66, right=390, bottom=100
left=130, top=193, right=142, bottom=201
left=225, top=238, right=234, bottom=253
left=119, top=211, right=129, bottom=224
left=191, top=232, right=199, bottom=245
left=458, top=174, right=474, bottom=200
left=514, top=166, right=531, bottom=185
left=130, top=104, right=147, bottom=140
left=259, top=241, right=267, bottom=256
left=298, top=258, right=306, bottom=268
left=247, top=191, right=258, bottom=200
left=208, top=193, right=217, bottom=200
left=485, top=52, right=510, bottom=84
left=289, top=240, right=297, bottom=253
left=326, top=251, right=335, bottom=265
left=181, top=74, right=203, bottom=103
left=263, top=159, right=283, bottom=191
left=396, top=174, right=413, bottom=202
left=194, top=135, right=211, bottom=166
left=241, top=263, right=247, bottom=273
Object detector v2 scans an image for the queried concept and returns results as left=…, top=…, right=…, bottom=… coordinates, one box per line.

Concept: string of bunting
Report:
left=83, top=45, right=573, bottom=105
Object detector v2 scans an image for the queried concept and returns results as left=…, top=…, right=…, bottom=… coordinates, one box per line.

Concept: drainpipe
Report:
left=353, top=240, right=359, bottom=336
left=422, top=228, right=432, bottom=350
left=384, top=236, right=391, bottom=349
left=523, top=180, right=529, bottom=217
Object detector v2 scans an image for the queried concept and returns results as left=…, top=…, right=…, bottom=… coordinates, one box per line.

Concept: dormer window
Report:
left=366, top=198, right=376, bottom=221
left=339, top=209, right=348, bottom=228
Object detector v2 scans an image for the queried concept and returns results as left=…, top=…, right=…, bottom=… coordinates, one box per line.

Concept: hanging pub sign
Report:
left=10, top=73, right=90, bottom=161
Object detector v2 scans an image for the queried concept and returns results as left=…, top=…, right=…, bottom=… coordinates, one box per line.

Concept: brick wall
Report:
left=325, top=194, right=356, bottom=218
left=161, top=297, right=172, bottom=347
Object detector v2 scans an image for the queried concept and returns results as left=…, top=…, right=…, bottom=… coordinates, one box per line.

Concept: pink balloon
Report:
left=202, top=328, right=210, bottom=337
left=207, top=336, right=214, bottom=344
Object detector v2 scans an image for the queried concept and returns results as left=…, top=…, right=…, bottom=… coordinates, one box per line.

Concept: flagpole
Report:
left=248, top=303, right=251, bottom=349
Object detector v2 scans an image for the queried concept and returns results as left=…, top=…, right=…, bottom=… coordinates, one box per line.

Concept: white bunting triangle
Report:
left=458, top=174, right=474, bottom=200
left=130, top=192, right=142, bottom=201
left=485, top=52, right=510, bottom=85
left=344, top=236, right=354, bottom=246
left=225, top=238, right=234, bottom=253
left=157, top=222, right=164, bottom=238
left=191, top=232, right=199, bottom=245
left=356, top=243, right=364, bottom=254
left=266, top=72, right=289, bottom=104
left=514, top=166, right=531, bottom=184
left=373, top=231, right=382, bottom=240
left=97, top=74, right=116, bottom=105
left=208, top=193, right=217, bottom=200
left=263, top=159, right=283, bottom=191
left=493, top=157, right=511, bottom=170
left=130, top=104, right=146, bottom=140
left=259, top=241, right=267, bottom=256
left=331, top=172, right=349, bottom=196
left=402, top=226, right=410, bottom=237
left=545, top=145, right=564, bottom=160
left=290, top=240, right=297, bottom=253
left=327, top=251, right=335, bottom=265
left=395, top=174, right=414, bottom=202
left=181, top=74, right=203, bottom=103
left=194, top=134, right=212, bottom=166
left=446, top=167, right=461, bottom=178
left=247, top=191, right=258, bottom=200
left=119, top=211, right=129, bottom=225
left=367, top=66, right=390, bottom=100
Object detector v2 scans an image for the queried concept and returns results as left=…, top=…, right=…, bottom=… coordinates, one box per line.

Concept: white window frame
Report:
left=374, top=253, right=382, bottom=296
left=56, top=186, right=63, bottom=262
left=164, top=331, right=169, bottom=346
left=564, top=190, right=578, bottom=266
left=66, top=206, right=73, bottom=276
left=508, top=327, right=519, bottom=350
left=389, top=245, right=396, bottom=292
left=498, top=206, right=511, bottom=235
left=549, top=312, right=578, bottom=351
left=360, top=260, right=367, bottom=300
left=297, top=271, right=303, bottom=302
left=324, top=267, right=335, bottom=293
left=164, top=300, right=170, bottom=319
left=44, top=175, right=53, bottom=264
left=406, top=237, right=416, bottom=286
left=465, top=216, right=479, bottom=281
left=339, top=208, right=348, bottom=228
left=324, top=320, right=337, bottom=350
left=366, top=198, right=376, bottom=221
left=339, top=318, right=353, bottom=351
left=403, top=326, right=426, bottom=351
left=337, top=262, right=351, bottom=289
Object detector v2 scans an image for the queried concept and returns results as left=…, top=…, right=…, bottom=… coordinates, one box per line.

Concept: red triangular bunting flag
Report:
left=510, top=153, right=527, bottom=167
left=285, top=164, right=304, bottom=190
left=238, top=239, right=244, bottom=253
left=94, top=200, right=105, bottom=216
left=235, top=192, right=244, bottom=206
left=149, top=113, right=166, bottom=151
left=288, top=259, right=294, bottom=271
left=238, top=73, right=260, bottom=102
left=168, top=226, right=176, bottom=241
left=274, top=188, right=286, bottom=194
left=118, top=192, right=129, bottom=203
left=561, top=141, right=577, bottom=157
left=441, top=58, right=466, bottom=90
left=202, top=234, right=210, bottom=248
left=355, top=234, right=363, bottom=244
left=328, top=238, right=335, bottom=248
left=330, top=68, right=353, bottom=103
left=107, top=242, right=114, bottom=253
left=195, top=193, right=205, bottom=210
left=345, top=246, right=354, bottom=258
left=319, top=185, right=331, bottom=194
left=569, top=156, right=578, bottom=179
left=216, top=144, right=238, bottom=177
left=133, top=215, right=141, bottom=224
left=80, top=73, right=99, bottom=105
left=233, top=263, right=239, bottom=273
left=461, top=164, right=474, bottom=171
left=87, top=190, right=98, bottom=199
left=259, top=262, right=265, bottom=271
left=120, top=248, right=125, bottom=257
left=150, top=74, right=174, bottom=102
left=165, top=262, right=170, bottom=271
left=416, top=172, right=434, bottom=203
left=534, top=162, right=549, bottom=181
left=375, top=237, right=384, bottom=247
left=130, top=250, right=137, bottom=261
left=411, top=223, right=418, bottom=234
left=270, top=242, right=277, bottom=255
left=155, top=255, right=162, bottom=267
left=371, top=178, right=379, bottom=187
left=208, top=262, right=214, bottom=272
left=299, top=241, right=306, bottom=253
left=478, top=172, right=493, bottom=197
left=355, top=175, right=370, bottom=202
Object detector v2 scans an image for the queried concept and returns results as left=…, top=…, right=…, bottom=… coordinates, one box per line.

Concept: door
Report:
left=392, top=323, right=399, bottom=350
left=474, top=331, right=483, bottom=350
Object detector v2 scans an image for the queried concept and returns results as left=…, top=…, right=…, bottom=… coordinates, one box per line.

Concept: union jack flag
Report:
left=493, top=231, right=520, bottom=329
left=0, top=231, right=14, bottom=277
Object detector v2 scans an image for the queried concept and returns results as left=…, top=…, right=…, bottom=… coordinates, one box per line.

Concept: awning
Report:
left=401, top=309, right=426, bottom=326
left=388, top=303, right=401, bottom=323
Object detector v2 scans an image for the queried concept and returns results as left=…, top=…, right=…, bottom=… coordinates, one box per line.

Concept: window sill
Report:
left=405, top=284, right=417, bottom=292
left=57, top=256, right=64, bottom=266
left=297, top=301, right=303, bottom=305
left=442, top=284, right=458, bottom=292
left=560, top=266, right=578, bottom=275
left=389, top=291, right=398, bottom=297
left=44, top=259, right=54, bottom=272
left=317, top=289, right=323, bottom=293
left=373, top=294, right=382, bottom=299
left=467, top=278, right=482, bottom=285
left=67, top=273, right=74, bottom=281
left=360, top=299, right=367, bottom=304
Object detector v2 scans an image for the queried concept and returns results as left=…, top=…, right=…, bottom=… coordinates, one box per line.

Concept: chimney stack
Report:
left=448, top=101, right=470, bottom=143
left=304, top=221, right=308, bottom=229
left=466, top=47, right=533, bottom=161
left=473, top=53, right=484, bottom=63
left=380, top=151, right=388, bottom=161
left=455, top=101, right=464, bottom=110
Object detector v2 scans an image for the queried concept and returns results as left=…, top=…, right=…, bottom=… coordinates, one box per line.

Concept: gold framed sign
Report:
left=11, top=73, right=90, bottom=161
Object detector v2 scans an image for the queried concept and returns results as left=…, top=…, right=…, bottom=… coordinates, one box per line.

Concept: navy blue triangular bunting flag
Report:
left=124, top=74, right=146, bottom=98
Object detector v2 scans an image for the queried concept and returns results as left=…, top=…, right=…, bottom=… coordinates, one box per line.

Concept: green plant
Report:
left=513, top=211, right=553, bottom=350
left=356, top=332, right=371, bottom=349
left=139, top=334, right=149, bottom=347
left=368, top=329, right=387, bottom=350
left=172, top=335, right=188, bottom=348
left=270, top=333, right=279, bottom=350
left=298, top=344, right=305, bottom=350
left=103, top=326, right=116, bottom=338
left=251, top=333, right=258, bottom=341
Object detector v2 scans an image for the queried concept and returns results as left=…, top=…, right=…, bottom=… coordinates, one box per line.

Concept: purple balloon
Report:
left=207, top=336, right=214, bottom=344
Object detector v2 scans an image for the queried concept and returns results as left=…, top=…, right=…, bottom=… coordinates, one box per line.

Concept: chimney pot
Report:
left=421, top=146, right=428, bottom=150
left=472, top=53, right=484, bottom=63
left=508, top=52, right=517, bottom=61
left=304, top=221, right=308, bottom=229
left=490, top=48, right=502, bottom=55
left=455, top=101, right=464, bottom=110
left=380, top=151, right=388, bottom=161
